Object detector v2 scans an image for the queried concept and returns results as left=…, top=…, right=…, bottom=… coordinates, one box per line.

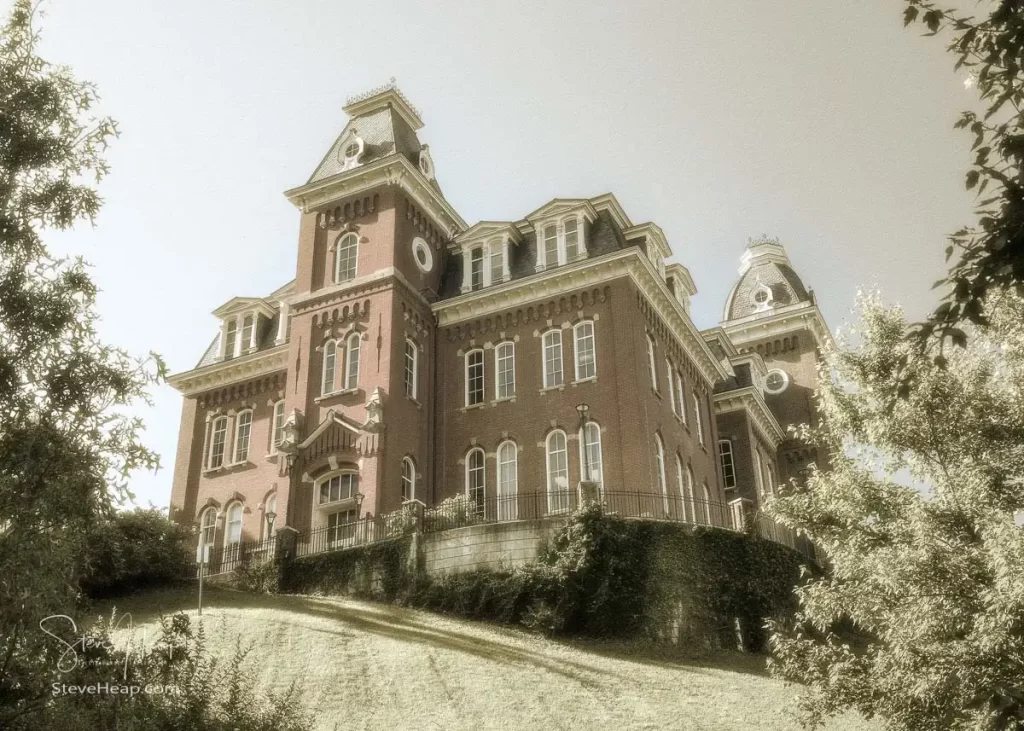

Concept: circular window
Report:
left=765, top=369, right=789, bottom=394
left=344, top=142, right=360, bottom=159
left=753, top=288, right=770, bottom=304
left=412, top=237, right=433, bottom=273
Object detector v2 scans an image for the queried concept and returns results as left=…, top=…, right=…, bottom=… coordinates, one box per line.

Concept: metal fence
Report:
left=295, top=514, right=409, bottom=557
left=195, top=535, right=277, bottom=577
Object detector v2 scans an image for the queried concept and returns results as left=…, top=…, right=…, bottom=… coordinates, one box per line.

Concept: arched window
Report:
left=466, top=447, right=485, bottom=515
left=702, top=483, right=712, bottom=525
left=469, top=246, right=485, bottom=290
left=564, top=218, right=579, bottom=259
left=543, top=225, right=559, bottom=268
left=241, top=315, right=254, bottom=354
left=317, top=471, right=358, bottom=506
left=271, top=400, right=286, bottom=453
left=497, top=441, right=518, bottom=521
left=495, top=341, right=515, bottom=400
left=542, top=330, right=563, bottom=388
left=754, top=450, right=766, bottom=498
left=766, top=462, right=777, bottom=497
left=646, top=335, right=658, bottom=391
left=654, top=433, right=667, bottom=516
left=465, top=349, right=484, bottom=406
left=224, top=502, right=243, bottom=547
left=208, top=416, right=228, bottom=469
left=263, top=493, right=277, bottom=540
left=335, top=233, right=358, bottom=283
left=718, top=439, right=736, bottom=488
left=579, top=421, right=603, bottom=490
left=489, top=239, right=504, bottom=283
left=675, top=371, right=687, bottom=424
left=345, top=332, right=361, bottom=390
left=224, top=318, right=238, bottom=360
left=546, top=430, right=569, bottom=513
left=692, top=393, right=704, bottom=446
left=401, top=457, right=416, bottom=502
left=666, top=359, right=677, bottom=415
left=322, top=340, right=337, bottom=395
left=233, top=409, right=252, bottom=463
left=404, top=338, right=418, bottom=400
left=675, top=455, right=686, bottom=520
left=685, top=465, right=696, bottom=522
left=199, top=507, right=217, bottom=558
left=573, top=320, right=596, bottom=381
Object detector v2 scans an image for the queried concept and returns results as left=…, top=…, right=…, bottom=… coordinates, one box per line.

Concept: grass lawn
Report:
left=95, top=586, right=874, bottom=731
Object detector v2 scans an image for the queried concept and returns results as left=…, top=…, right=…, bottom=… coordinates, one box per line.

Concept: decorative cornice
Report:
left=283, top=155, right=466, bottom=238
left=432, top=248, right=728, bottom=385
left=589, top=193, right=632, bottom=229
left=343, top=80, right=424, bottom=130
left=721, top=302, right=834, bottom=351
left=524, top=199, right=598, bottom=227
left=167, top=346, right=288, bottom=396
left=713, top=386, right=785, bottom=447
left=622, top=222, right=672, bottom=258
left=211, top=297, right=278, bottom=319
left=665, top=262, right=696, bottom=296
left=453, top=221, right=523, bottom=249
left=286, top=266, right=433, bottom=318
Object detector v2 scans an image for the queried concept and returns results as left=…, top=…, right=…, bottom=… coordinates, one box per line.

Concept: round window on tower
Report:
left=765, top=369, right=789, bottom=395
left=344, top=142, right=360, bottom=159
left=412, top=237, right=433, bottom=273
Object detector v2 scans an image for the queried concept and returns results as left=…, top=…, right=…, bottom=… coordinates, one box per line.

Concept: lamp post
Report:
left=576, top=403, right=591, bottom=482
left=265, top=510, right=276, bottom=542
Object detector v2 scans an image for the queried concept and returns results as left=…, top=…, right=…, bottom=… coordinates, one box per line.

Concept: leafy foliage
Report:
left=81, top=508, right=191, bottom=599
left=0, top=2, right=164, bottom=724
left=767, top=291, right=1024, bottom=730
left=280, top=536, right=412, bottom=600
left=900, top=1, right=1024, bottom=358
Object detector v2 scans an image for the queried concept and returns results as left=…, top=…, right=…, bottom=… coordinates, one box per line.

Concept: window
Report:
left=675, top=371, right=687, bottom=423
left=412, top=237, right=433, bottom=273
left=666, top=360, right=676, bottom=415
left=263, top=493, right=277, bottom=540
left=579, top=421, right=603, bottom=489
left=401, top=457, right=416, bottom=502
left=345, top=332, right=361, bottom=390
left=718, top=440, right=736, bottom=488
left=573, top=321, right=596, bottom=381
left=224, top=319, right=238, bottom=360
left=208, top=416, right=228, bottom=469
left=466, top=350, right=484, bottom=406
left=466, top=447, right=485, bottom=515
left=564, top=218, right=579, bottom=259
left=675, top=456, right=686, bottom=519
left=765, top=369, right=789, bottom=394
left=470, top=247, right=484, bottom=291
left=702, top=483, right=712, bottom=525
left=685, top=465, right=696, bottom=522
left=233, top=409, right=252, bottom=463
left=542, top=330, right=564, bottom=388
left=546, top=430, right=570, bottom=513
left=543, top=225, right=559, bottom=268
left=497, top=441, right=518, bottom=521
left=318, top=472, right=358, bottom=505
left=322, top=340, right=337, bottom=395
left=490, top=241, right=504, bottom=284
left=404, top=339, right=418, bottom=400
left=327, top=509, right=358, bottom=543
left=225, top=502, right=242, bottom=546
left=754, top=451, right=765, bottom=497
left=766, top=462, right=777, bottom=497
left=241, top=315, right=253, bottom=354
left=199, top=508, right=217, bottom=558
left=693, top=393, right=704, bottom=446
left=271, top=400, right=286, bottom=452
left=495, top=341, right=515, bottom=400
left=335, top=233, right=359, bottom=283
left=655, top=434, right=667, bottom=515
left=646, top=335, right=658, bottom=391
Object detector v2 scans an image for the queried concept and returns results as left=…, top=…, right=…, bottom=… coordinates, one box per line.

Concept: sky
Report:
left=33, top=0, right=977, bottom=509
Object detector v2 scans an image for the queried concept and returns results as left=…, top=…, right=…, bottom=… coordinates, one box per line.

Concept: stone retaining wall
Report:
left=421, top=518, right=565, bottom=574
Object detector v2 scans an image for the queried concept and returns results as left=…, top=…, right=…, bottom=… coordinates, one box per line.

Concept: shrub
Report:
left=234, top=558, right=280, bottom=595
left=423, top=493, right=481, bottom=531
left=81, top=508, right=192, bottom=599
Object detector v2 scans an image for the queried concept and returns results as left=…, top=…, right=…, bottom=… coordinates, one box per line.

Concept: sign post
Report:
left=196, top=543, right=209, bottom=617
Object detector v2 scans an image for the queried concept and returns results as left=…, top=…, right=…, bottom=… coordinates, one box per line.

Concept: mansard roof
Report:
left=722, top=236, right=812, bottom=322
left=190, top=280, right=293, bottom=370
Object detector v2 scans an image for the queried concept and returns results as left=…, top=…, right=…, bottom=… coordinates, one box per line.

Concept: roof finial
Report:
left=747, top=233, right=781, bottom=249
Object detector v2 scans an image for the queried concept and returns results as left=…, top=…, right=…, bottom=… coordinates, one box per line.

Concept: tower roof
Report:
left=722, top=236, right=812, bottom=322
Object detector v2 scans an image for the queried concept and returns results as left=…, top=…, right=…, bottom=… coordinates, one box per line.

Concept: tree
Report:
left=767, top=290, right=1024, bottom=730
left=0, top=1, right=163, bottom=726
left=899, top=1, right=1024, bottom=361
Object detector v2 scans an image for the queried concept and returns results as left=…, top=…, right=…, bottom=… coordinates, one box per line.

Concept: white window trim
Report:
left=572, top=320, right=597, bottom=382
left=685, top=465, right=696, bottom=522
left=199, top=507, right=217, bottom=555
left=232, top=408, right=253, bottom=464
left=465, top=348, right=485, bottom=407
left=401, top=457, right=416, bottom=502
left=545, top=429, right=570, bottom=514
left=494, top=341, right=516, bottom=401
left=675, top=455, right=686, bottom=519
left=315, top=469, right=360, bottom=509
left=676, top=371, right=687, bottom=424
left=718, top=439, right=736, bottom=489
left=497, top=440, right=518, bottom=521
left=646, top=334, right=658, bottom=391
left=666, top=359, right=676, bottom=415
left=405, top=338, right=419, bottom=401
left=344, top=332, right=361, bottom=390
left=654, top=433, right=667, bottom=513
left=542, top=329, right=564, bottom=389
left=534, top=214, right=588, bottom=271
left=693, top=393, right=705, bottom=447
left=465, top=447, right=486, bottom=509
left=578, top=421, right=603, bottom=490
left=334, top=232, right=359, bottom=284
left=208, top=415, right=229, bottom=470
left=322, top=340, right=337, bottom=396
left=765, top=368, right=790, bottom=394
left=702, top=483, right=712, bottom=525
left=224, top=501, right=243, bottom=547
left=754, top=450, right=765, bottom=498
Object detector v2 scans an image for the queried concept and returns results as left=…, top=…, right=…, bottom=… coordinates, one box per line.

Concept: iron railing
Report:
left=295, top=514, right=409, bottom=557
left=195, top=535, right=277, bottom=576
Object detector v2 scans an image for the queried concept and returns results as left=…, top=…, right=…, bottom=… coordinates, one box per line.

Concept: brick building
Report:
left=167, top=83, right=831, bottom=556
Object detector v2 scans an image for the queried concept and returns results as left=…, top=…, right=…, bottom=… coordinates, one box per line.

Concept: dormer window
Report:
left=418, top=145, right=435, bottom=180
left=337, top=130, right=364, bottom=172
left=469, top=247, right=484, bottom=291
left=224, top=319, right=238, bottom=361
left=751, top=282, right=773, bottom=312
left=460, top=237, right=510, bottom=293
left=535, top=215, right=587, bottom=271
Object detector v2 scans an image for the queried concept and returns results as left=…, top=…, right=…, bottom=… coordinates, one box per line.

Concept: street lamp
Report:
left=576, top=403, right=591, bottom=482
left=265, top=510, right=276, bottom=540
